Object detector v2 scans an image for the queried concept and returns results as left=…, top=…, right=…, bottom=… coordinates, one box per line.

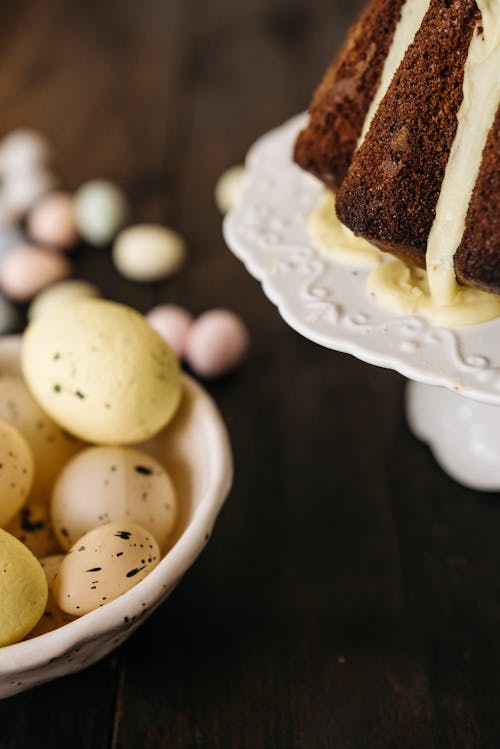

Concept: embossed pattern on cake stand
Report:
left=224, top=114, right=500, bottom=490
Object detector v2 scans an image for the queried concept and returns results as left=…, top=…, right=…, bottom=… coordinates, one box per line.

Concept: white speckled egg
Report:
left=53, top=521, right=160, bottom=616
left=27, top=279, right=100, bottom=321
left=0, top=377, right=82, bottom=505
left=21, top=299, right=182, bottom=444
left=52, top=446, right=177, bottom=551
left=27, top=554, right=75, bottom=637
left=185, top=309, right=250, bottom=378
left=0, top=130, right=51, bottom=174
left=113, top=224, right=186, bottom=282
left=146, top=305, right=193, bottom=359
left=4, top=503, right=59, bottom=557
left=0, top=419, right=34, bottom=528
left=74, top=180, right=129, bottom=246
left=27, top=192, right=78, bottom=250
left=0, top=528, right=48, bottom=645
left=215, top=165, right=245, bottom=214
left=2, top=167, right=57, bottom=216
left=0, top=245, right=71, bottom=301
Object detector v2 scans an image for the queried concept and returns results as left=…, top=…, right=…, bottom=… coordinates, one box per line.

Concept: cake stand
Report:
left=224, top=114, right=500, bottom=491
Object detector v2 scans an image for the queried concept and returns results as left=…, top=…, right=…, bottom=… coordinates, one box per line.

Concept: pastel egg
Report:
left=74, top=180, right=129, bottom=246
left=0, top=528, right=48, bottom=645
left=0, top=245, right=71, bottom=301
left=0, top=295, right=18, bottom=334
left=0, top=377, right=82, bottom=505
left=185, top=309, right=250, bottom=378
left=28, top=279, right=100, bottom=321
left=53, top=521, right=160, bottom=616
left=21, top=299, right=182, bottom=444
left=0, top=130, right=51, bottom=174
left=113, top=224, right=186, bottom=282
left=214, top=165, right=245, bottom=214
left=52, top=446, right=177, bottom=551
left=28, top=554, right=75, bottom=638
left=146, top=305, right=193, bottom=358
left=2, top=168, right=57, bottom=216
left=0, top=420, right=34, bottom=528
left=27, top=192, right=78, bottom=250
left=4, top=503, right=59, bottom=557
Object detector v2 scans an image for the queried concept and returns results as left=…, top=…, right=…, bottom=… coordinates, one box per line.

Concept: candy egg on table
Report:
left=215, top=165, right=245, bottom=214
left=27, top=192, right=78, bottom=250
left=0, top=377, right=82, bottom=505
left=52, top=446, right=177, bottom=551
left=0, top=244, right=71, bottom=301
left=113, top=224, right=186, bottom=282
left=22, top=299, right=182, bottom=444
left=28, top=279, right=100, bottom=321
left=146, top=305, right=193, bottom=359
left=2, top=167, right=57, bottom=216
left=0, top=529, right=48, bottom=645
left=74, top=180, right=129, bottom=246
left=185, top=309, right=250, bottom=378
left=0, top=419, right=34, bottom=528
left=28, top=554, right=75, bottom=638
left=53, top=521, right=161, bottom=616
left=5, top=503, right=59, bottom=558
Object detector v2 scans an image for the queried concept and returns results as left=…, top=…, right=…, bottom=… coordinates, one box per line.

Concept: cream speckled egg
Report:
left=0, top=377, right=82, bottom=505
left=113, top=224, right=186, bottom=282
left=214, top=165, right=245, bottom=214
left=53, top=521, right=160, bottom=616
left=21, top=299, right=182, bottom=444
left=74, top=180, right=129, bottom=246
left=28, top=554, right=75, bottom=638
left=0, top=244, right=71, bottom=301
left=0, top=529, right=48, bottom=645
left=0, top=420, right=34, bottom=528
left=146, top=305, right=193, bottom=359
left=4, top=503, right=59, bottom=557
left=27, top=192, right=78, bottom=250
left=28, top=279, right=100, bottom=321
left=52, top=446, right=177, bottom=551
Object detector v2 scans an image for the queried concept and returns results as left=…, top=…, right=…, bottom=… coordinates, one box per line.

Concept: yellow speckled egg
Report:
left=53, top=521, right=160, bottom=616
left=28, top=554, right=75, bottom=638
left=4, top=503, right=59, bottom=557
left=0, top=377, right=82, bottom=505
left=21, top=299, right=182, bottom=445
left=52, top=446, right=177, bottom=551
left=0, top=420, right=34, bottom=528
left=0, top=529, right=48, bottom=645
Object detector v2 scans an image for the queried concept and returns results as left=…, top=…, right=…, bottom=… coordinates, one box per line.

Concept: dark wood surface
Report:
left=0, top=1, right=499, bottom=747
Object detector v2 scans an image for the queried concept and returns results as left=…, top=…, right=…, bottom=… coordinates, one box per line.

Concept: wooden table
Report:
left=0, top=1, right=499, bottom=746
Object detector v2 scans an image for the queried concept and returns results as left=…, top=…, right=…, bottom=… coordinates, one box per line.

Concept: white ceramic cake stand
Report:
left=224, top=114, right=500, bottom=491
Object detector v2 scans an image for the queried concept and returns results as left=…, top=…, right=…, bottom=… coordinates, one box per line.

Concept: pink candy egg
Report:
left=0, top=245, right=71, bottom=301
left=27, top=192, right=78, bottom=250
left=185, top=309, right=249, bottom=378
left=147, top=305, right=193, bottom=359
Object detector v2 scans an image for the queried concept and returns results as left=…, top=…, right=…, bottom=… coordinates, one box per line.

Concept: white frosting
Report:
left=359, top=0, right=431, bottom=145
left=426, top=0, right=500, bottom=305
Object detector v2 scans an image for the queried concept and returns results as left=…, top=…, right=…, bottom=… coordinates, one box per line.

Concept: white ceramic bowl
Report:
left=0, top=336, right=233, bottom=698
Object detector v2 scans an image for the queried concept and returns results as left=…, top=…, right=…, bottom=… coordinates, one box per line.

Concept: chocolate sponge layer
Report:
left=294, top=0, right=405, bottom=190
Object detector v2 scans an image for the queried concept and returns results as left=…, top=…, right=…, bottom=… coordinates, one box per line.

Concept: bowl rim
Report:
left=0, top=337, right=233, bottom=675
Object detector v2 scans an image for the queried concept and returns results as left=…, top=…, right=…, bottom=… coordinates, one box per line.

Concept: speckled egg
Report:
left=0, top=528, right=48, bottom=645
left=53, top=521, right=160, bottom=616
left=21, top=299, right=182, bottom=444
left=27, top=554, right=75, bottom=638
left=4, top=503, right=59, bottom=558
left=215, top=165, right=245, bottom=214
left=185, top=309, right=250, bottom=378
left=0, top=420, right=34, bottom=528
left=0, top=377, right=82, bottom=505
left=0, top=130, right=51, bottom=174
left=2, top=168, right=57, bottom=216
left=113, top=224, right=186, bottom=282
left=27, top=279, right=100, bottom=321
left=27, top=192, right=78, bottom=250
left=0, top=245, right=71, bottom=301
left=52, top=446, right=177, bottom=551
left=146, top=305, right=193, bottom=359
left=74, top=180, right=129, bottom=246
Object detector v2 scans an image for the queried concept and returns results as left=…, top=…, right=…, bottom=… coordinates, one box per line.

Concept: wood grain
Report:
left=0, top=1, right=498, bottom=748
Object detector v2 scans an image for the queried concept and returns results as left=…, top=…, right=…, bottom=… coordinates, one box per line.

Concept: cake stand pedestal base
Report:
left=406, top=381, right=500, bottom=491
